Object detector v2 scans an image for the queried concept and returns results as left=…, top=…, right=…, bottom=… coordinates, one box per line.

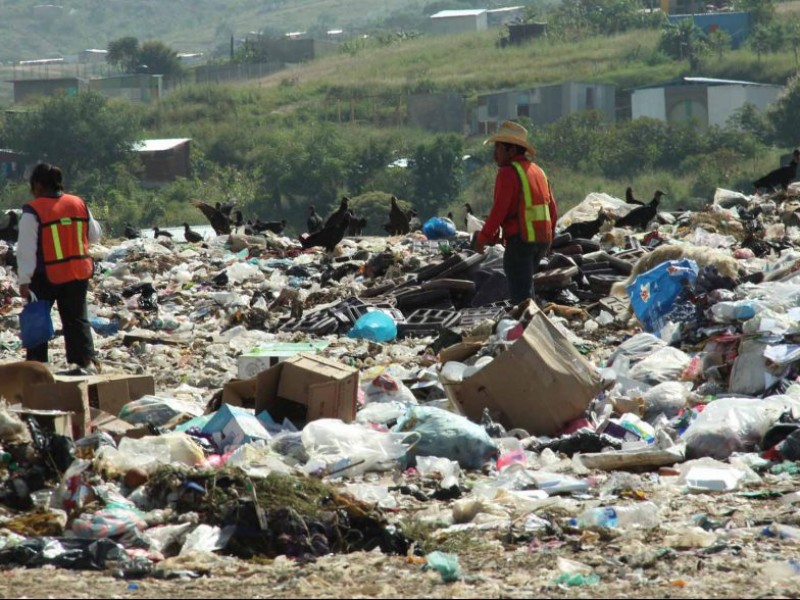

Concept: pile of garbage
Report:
left=3, top=184, right=800, bottom=586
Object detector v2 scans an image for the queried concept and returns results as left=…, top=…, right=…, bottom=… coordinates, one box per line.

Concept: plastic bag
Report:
left=19, top=295, right=54, bottom=349
left=97, top=433, right=205, bottom=473
left=642, top=382, right=693, bottom=423
left=415, top=455, right=460, bottom=489
left=682, top=396, right=800, bottom=460
left=422, top=217, right=457, bottom=240
left=363, top=373, right=417, bottom=405
left=608, top=333, right=666, bottom=366
left=301, top=419, right=413, bottom=476
left=348, top=311, right=397, bottom=343
left=626, top=259, right=698, bottom=334
left=628, top=346, right=691, bottom=386
left=393, top=405, right=498, bottom=469
left=118, top=396, right=204, bottom=427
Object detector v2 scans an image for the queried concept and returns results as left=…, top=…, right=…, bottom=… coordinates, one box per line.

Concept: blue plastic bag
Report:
left=348, top=311, right=397, bottom=342
left=19, top=296, right=54, bottom=349
left=393, top=405, right=498, bottom=469
left=626, top=259, right=698, bottom=334
left=422, top=217, right=457, bottom=240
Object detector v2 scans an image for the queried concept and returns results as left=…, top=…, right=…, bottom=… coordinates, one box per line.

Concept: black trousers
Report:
left=27, top=272, right=95, bottom=367
left=503, top=236, right=549, bottom=304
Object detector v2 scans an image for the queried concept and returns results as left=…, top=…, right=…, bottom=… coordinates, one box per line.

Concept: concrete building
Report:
left=90, top=74, right=163, bottom=104
left=8, top=77, right=87, bottom=103
left=429, top=9, right=488, bottom=35
left=631, top=77, right=783, bottom=128
left=668, top=11, right=752, bottom=48
left=407, top=93, right=467, bottom=133
left=473, top=82, right=616, bottom=134
left=132, top=138, right=191, bottom=185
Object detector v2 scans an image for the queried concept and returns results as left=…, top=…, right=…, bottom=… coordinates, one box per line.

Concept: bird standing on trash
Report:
left=307, top=205, right=323, bottom=234
left=753, top=149, right=799, bottom=193
left=301, top=212, right=352, bottom=252
left=324, top=197, right=350, bottom=229
left=192, top=200, right=231, bottom=236
left=385, top=196, right=410, bottom=235
left=614, top=190, right=665, bottom=230
left=153, top=226, right=173, bottom=239
left=348, top=215, right=367, bottom=236
left=475, top=121, right=558, bottom=304
left=123, top=222, right=140, bottom=240
left=625, top=187, right=645, bottom=206
left=562, top=209, right=610, bottom=240
left=0, top=211, right=19, bottom=244
left=183, top=223, right=203, bottom=243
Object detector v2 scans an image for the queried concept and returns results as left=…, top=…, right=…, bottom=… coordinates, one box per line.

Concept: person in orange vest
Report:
left=475, top=121, right=557, bottom=304
left=17, top=163, right=102, bottom=374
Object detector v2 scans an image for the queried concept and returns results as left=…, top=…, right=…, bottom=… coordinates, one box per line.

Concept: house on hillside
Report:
left=244, top=34, right=339, bottom=63
left=487, top=6, right=525, bottom=28
left=473, top=82, right=616, bottom=134
left=7, top=77, right=87, bottom=103
left=429, top=9, right=488, bottom=35
left=668, top=11, right=752, bottom=48
left=504, top=22, right=548, bottom=46
left=90, top=74, right=164, bottom=104
left=631, top=77, right=783, bottom=128
left=78, top=49, right=108, bottom=64
left=408, top=93, right=467, bottom=133
left=133, top=138, right=191, bottom=185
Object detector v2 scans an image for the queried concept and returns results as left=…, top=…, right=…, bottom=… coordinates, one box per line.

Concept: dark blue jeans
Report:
left=503, top=236, right=549, bottom=304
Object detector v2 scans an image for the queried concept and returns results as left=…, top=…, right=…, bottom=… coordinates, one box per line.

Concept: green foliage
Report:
left=766, top=74, right=800, bottom=147
left=707, top=28, right=732, bottom=61
left=139, top=41, right=184, bottom=76
left=107, top=36, right=140, bottom=72
left=348, top=191, right=413, bottom=235
left=659, top=19, right=709, bottom=71
left=411, top=134, right=464, bottom=215
left=0, top=92, right=143, bottom=178
left=734, top=0, right=776, bottom=26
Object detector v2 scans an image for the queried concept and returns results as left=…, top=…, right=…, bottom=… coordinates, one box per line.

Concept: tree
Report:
left=707, top=28, right=732, bottom=61
left=139, top=40, right=183, bottom=76
left=1, top=92, right=142, bottom=181
left=659, top=19, right=708, bottom=70
left=749, top=24, right=772, bottom=64
left=735, top=0, right=775, bottom=26
left=410, top=135, right=463, bottom=215
left=107, top=36, right=140, bottom=73
left=786, top=18, right=800, bottom=67
left=766, top=74, right=800, bottom=147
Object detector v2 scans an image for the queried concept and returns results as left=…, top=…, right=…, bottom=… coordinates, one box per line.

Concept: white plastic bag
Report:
left=642, top=382, right=693, bottom=422
left=363, top=373, right=417, bottom=405
left=97, top=433, right=205, bottom=473
left=608, top=333, right=667, bottom=366
left=628, top=346, right=691, bottom=386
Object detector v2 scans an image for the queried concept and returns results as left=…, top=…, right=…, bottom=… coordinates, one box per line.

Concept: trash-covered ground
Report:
left=3, top=187, right=800, bottom=597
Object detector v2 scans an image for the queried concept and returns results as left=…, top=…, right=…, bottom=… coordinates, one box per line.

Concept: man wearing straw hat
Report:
left=475, top=120, right=557, bottom=304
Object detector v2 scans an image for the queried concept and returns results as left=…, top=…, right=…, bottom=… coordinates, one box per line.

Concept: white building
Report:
left=631, top=76, right=783, bottom=128
left=430, top=9, right=488, bottom=35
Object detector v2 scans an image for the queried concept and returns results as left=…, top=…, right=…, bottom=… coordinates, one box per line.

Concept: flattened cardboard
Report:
left=256, top=353, right=358, bottom=425
left=10, top=407, right=73, bottom=439
left=221, top=378, right=257, bottom=408
left=442, top=302, right=602, bottom=437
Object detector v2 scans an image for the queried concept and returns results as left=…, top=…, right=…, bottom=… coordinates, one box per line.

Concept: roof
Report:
left=633, top=76, right=783, bottom=90
left=486, top=6, right=524, bottom=14
left=133, top=138, right=191, bottom=152
left=431, top=9, right=487, bottom=19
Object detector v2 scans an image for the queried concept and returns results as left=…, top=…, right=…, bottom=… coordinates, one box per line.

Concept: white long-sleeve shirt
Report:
left=17, top=200, right=102, bottom=285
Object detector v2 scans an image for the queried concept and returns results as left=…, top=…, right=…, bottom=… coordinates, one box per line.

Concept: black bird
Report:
left=385, top=196, right=410, bottom=235
left=562, top=209, right=610, bottom=240
left=217, top=200, right=236, bottom=218
left=123, top=222, right=141, bottom=240
left=153, top=226, right=173, bottom=239
left=463, top=203, right=474, bottom=229
left=3, top=244, right=16, bottom=270
left=183, top=223, right=203, bottom=243
left=615, top=190, right=665, bottom=230
left=254, top=219, right=287, bottom=235
left=408, top=209, right=422, bottom=232
left=307, top=205, right=324, bottom=234
left=192, top=200, right=231, bottom=235
left=233, top=210, right=245, bottom=232
left=348, top=216, right=367, bottom=236
left=324, top=197, right=350, bottom=229
left=447, top=212, right=454, bottom=221
left=0, top=211, right=19, bottom=244
left=754, top=149, right=800, bottom=193
left=302, top=212, right=352, bottom=252
left=625, top=187, right=645, bottom=206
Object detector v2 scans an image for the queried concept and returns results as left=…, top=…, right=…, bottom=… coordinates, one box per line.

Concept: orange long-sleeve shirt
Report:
left=477, top=156, right=558, bottom=245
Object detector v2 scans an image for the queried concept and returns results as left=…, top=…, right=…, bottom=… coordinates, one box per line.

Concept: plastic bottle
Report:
left=572, top=502, right=659, bottom=530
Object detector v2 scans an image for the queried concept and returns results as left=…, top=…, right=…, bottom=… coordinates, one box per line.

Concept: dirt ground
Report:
left=3, top=472, right=800, bottom=599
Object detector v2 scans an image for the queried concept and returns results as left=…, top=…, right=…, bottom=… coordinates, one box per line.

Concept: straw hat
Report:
left=483, top=120, right=536, bottom=156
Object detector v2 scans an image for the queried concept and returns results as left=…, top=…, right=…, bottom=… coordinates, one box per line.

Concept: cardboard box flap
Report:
left=445, top=302, right=602, bottom=436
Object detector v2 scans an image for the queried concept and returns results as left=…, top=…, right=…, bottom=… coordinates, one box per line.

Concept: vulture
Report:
left=183, top=223, right=203, bottom=243
left=562, top=209, right=610, bottom=240
left=301, top=212, right=352, bottom=252
left=754, top=149, right=800, bottom=193
left=625, top=187, right=645, bottom=206
left=123, top=222, right=141, bottom=240
left=192, top=200, right=231, bottom=236
left=385, top=196, right=410, bottom=235
left=614, top=190, right=665, bottom=230
left=153, top=226, right=173, bottom=239
left=0, top=211, right=19, bottom=244
left=307, top=205, right=324, bottom=234
left=253, top=219, right=287, bottom=235
left=408, top=209, right=422, bottom=233
left=348, top=216, right=367, bottom=236
left=324, top=197, right=350, bottom=229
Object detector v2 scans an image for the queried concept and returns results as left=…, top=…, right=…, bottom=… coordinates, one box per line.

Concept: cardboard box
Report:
left=24, top=374, right=155, bottom=438
left=237, top=341, right=330, bottom=379
left=9, top=407, right=73, bottom=439
left=441, top=302, right=602, bottom=437
left=234, top=353, right=357, bottom=425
